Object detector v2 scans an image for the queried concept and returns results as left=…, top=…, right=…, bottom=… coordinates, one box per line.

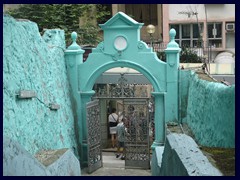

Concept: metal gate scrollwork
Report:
left=92, top=73, right=152, bottom=170
left=123, top=99, right=150, bottom=169
left=86, top=100, right=102, bottom=173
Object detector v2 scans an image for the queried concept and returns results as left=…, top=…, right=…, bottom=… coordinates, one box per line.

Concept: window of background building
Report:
left=207, top=22, right=222, bottom=48
left=125, top=4, right=158, bottom=25
left=170, top=23, right=203, bottom=47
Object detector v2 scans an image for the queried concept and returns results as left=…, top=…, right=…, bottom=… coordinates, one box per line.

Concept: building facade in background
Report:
left=112, top=4, right=235, bottom=63
left=4, top=4, right=235, bottom=64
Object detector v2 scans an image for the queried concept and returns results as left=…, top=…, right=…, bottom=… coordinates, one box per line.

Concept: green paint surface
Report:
left=3, top=15, right=77, bottom=155
left=180, top=70, right=192, bottom=119
left=181, top=71, right=235, bottom=148
left=65, top=12, right=181, bottom=165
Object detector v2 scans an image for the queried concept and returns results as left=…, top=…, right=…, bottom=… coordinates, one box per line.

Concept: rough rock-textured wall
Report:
left=159, top=133, right=222, bottom=176
left=3, top=136, right=81, bottom=176
left=3, top=136, right=48, bottom=176
left=179, top=70, right=191, bottom=120
left=183, top=71, right=235, bottom=148
left=47, top=149, right=81, bottom=176
left=3, top=14, right=77, bottom=155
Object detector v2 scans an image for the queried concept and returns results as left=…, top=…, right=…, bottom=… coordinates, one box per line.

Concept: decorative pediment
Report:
left=99, top=12, right=143, bottom=30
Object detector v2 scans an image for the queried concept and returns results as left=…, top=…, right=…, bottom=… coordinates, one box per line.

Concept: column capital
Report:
left=80, top=90, right=95, bottom=98
left=151, top=141, right=164, bottom=150
left=151, top=91, right=166, bottom=97
left=65, top=32, right=85, bottom=55
left=165, top=29, right=181, bottom=53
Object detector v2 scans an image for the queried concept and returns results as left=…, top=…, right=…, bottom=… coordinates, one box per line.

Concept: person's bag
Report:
left=109, top=121, right=118, bottom=127
left=109, top=114, right=118, bottom=127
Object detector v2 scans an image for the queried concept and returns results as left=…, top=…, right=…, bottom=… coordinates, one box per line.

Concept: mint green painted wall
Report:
left=181, top=71, right=235, bottom=148
left=159, top=134, right=222, bottom=176
left=3, top=15, right=78, bottom=155
left=180, top=70, right=192, bottom=120
left=65, top=12, right=181, bottom=166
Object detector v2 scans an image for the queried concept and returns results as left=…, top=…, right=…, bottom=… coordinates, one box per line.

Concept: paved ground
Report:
left=81, top=151, right=151, bottom=176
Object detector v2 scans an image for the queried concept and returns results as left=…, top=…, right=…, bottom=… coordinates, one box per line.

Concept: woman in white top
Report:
left=108, top=108, right=118, bottom=148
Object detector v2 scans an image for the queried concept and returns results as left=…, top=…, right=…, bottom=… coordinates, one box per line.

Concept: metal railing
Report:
left=147, top=42, right=212, bottom=65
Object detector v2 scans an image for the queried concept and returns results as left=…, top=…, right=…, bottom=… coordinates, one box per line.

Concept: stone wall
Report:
left=179, top=70, right=191, bottom=120
left=155, top=133, right=222, bottom=176
left=3, top=14, right=78, bottom=155
left=3, top=136, right=81, bottom=176
left=181, top=70, right=235, bottom=148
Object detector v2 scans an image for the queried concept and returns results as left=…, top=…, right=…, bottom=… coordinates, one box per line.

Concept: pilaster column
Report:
left=164, top=29, right=181, bottom=123
left=65, top=32, right=85, bottom=161
left=80, top=90, right=95, bottom=167
left=151, top=91, right=166, bottom=150
left=65, top=32, right=85, bottom=100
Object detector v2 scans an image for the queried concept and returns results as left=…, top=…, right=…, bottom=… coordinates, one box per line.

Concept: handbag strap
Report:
left=111, top=114, right=117, bottom=122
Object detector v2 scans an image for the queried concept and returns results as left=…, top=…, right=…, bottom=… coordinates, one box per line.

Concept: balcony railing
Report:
left=147, top=42, right=212, bottom=64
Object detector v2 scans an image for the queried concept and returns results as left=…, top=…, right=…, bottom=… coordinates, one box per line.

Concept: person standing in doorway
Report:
left=116, top=117, right=127, bottom=160
left=108, top=108, right=118, bottom=148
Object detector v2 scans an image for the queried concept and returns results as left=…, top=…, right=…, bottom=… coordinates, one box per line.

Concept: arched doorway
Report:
left=93, top=68, right=155, bottom=170
left=85, top=66, right=157, bottom=172
left=65, top=12, right=181, bottom=173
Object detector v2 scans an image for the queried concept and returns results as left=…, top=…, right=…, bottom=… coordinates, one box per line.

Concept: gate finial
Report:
left=72, top=31, right=77, bottom=42
left=67, top=32, right=82, bottom=50
left=167, top=28, right=179, bottom=48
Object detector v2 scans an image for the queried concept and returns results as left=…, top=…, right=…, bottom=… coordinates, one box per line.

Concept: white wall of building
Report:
left=169, top=4, right=206, bottom=21
left=165, top=4, right=235, bottom=65
left=169, top=4, right=235, bottom=21
left=205, top=4, right=235, bottom=20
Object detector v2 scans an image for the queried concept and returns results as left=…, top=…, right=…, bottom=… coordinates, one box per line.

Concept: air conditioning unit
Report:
left=226, top=23, right=235, bottom=31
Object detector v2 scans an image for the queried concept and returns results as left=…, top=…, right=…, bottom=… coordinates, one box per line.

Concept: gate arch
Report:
left=65, top=12, right=181, bottom=168
left=84, top=60, right=162, bottom=92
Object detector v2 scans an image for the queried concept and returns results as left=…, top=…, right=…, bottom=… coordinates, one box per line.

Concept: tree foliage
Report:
left=6, top=4, right=110, bottom=46
left=157, top=47, right=203, bottom=63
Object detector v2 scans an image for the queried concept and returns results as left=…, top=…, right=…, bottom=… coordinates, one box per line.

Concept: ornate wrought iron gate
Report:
left=86, top=100, right=102, bottom=173
left=123, top=98, right=150, bottom=169
left=92, top=73, right=151, bottom=169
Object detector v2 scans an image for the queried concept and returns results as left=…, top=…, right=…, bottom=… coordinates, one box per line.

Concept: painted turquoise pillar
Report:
left=151, top=92, right=165, bottom=176
left=151, top=92, right=166, bottom=148
left=165, top=29, right=181, bottom=123
left=65, top=32, right=85, bottom=161
left=79, top=90, right=95, bottom=167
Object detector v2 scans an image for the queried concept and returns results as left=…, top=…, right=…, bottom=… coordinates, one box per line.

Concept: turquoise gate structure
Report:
left=65, top=12, right=180, bottom=169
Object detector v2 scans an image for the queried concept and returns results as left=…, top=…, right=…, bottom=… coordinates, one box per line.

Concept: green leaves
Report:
left=180, top=47, right=202, bottom=63
left=156, top=47, right=203, bottom=63
left=6, top=4, right=110, bottom=46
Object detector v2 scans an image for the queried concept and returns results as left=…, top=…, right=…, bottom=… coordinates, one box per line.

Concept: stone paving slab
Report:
left=81, top=152, right=151, bottom=176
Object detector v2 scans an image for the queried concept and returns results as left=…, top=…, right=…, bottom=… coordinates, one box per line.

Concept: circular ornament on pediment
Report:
left=114, top=36, right=128, bottom=51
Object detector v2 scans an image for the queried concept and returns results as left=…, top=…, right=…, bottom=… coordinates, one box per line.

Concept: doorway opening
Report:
left=88, top=68, right=155, bottom=170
